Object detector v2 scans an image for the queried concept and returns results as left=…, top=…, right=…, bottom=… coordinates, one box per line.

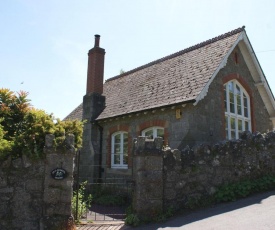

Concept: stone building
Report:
left=65, top=27, right=275, bottom=183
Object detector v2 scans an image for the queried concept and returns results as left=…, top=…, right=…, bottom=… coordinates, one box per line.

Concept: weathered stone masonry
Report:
left=132, top=131, right=275, bottom=218
left=132, top=137, right=164, bottom=218
left=98, top=48, right=273, bottom=183
left=0, top=134, right=75, bottom=230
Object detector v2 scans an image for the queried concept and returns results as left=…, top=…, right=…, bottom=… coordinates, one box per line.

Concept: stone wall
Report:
left=132, top=131, right=275, bottom=217
left=0, top=134, right=75, bottom=230
left=132, top=137, right=164, bottom=219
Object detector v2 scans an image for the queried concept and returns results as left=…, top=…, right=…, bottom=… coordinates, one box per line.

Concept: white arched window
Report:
left=224, top=80, right=251, bottom=140
left=111, top=132, right=128, bottom=169
left=142, top=126, right=164, bottom=139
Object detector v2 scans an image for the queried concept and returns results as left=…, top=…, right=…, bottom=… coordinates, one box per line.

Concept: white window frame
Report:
left=111, top=131, right=128, bottom=169
left=224, top=80, right=251, bottom=140
left=141, top=126, right=164, bottom=139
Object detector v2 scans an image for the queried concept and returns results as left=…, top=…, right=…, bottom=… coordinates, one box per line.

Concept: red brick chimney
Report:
left=86, top=34, right=105, bottom=95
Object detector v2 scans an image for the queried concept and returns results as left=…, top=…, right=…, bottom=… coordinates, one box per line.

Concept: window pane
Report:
left=237, top=95, right=241, bottom=105
left=145, top=130, right=154, bottom=139
left=225, top=116, right=228, bottom=130
left=230, top=117, right=235, bottom=130
left=237, top=105, right=241, bottom=115
left=230, top=102, right=235, bottom=113
left=231, top=131, right=236, bottom=139
left=157, top=128, right=164, bottom=138
left=243, top=94, right=247, bottom=107
left=123, top=154, right=128, bottom=164
left=238, top=119, right=243, bottom=132
left=243, top=94, right=248, bottom=118
left=236, top=85, right=241, bottom=95
left=229, top=82, right=234, bottom=92
left=225, top=116, right=228, bottom=140
left=115, top=143, right=121, bottom=153
left=224, top=86, right=227, bottom=112
left=114, top=154, right=120, bottom=164
left=229, top=91, right=235, bottom=113
left=237, top=94, right=241, bottom=115
left=244, top=107, right=248, bottom=118
left=114, top=134, right=121, bottom=143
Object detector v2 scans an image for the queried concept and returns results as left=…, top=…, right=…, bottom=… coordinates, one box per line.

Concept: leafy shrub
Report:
left=0, top=122, right=13, bottom=159
left=94, top=194, right=127, bottom=206
left=72, top=181, right=92, bottom=220
left=0, top=88, right=83, bottom=159
left=91, top=183, right=129, bottom=206
left=125, top=214, right=140, bottom=226
left=214, top=174, right=275, bottom=202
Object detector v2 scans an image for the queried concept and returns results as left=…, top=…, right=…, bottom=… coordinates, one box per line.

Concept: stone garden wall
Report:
left=0, top=134, right=75, bottom=230
left=132, top=131, right=275, bottom=218
left=132, top=137, right=164, bottom=219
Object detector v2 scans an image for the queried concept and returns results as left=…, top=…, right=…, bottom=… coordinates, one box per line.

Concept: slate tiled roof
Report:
left=64, top=27, right=244, bottom=121
left=63, top=103, right=83, bottom=121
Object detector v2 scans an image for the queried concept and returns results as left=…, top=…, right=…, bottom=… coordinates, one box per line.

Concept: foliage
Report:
left=152, top=206, right=175, bottom=223
left=91, top=184, right=128, bottom=206
left=0, top=88, right=83, bottom=159
left=125, top=206, right=140, bottom=226
left=214, top=174, right=275, bottom=202
left=125, top=205, right=175, bottom=226
left=181, top=175, right=275, bottom=213
left=0, top=122, right=13, bottom=159
left=72, top=181, right=93, bottom=220
left=186, top=195, right=214, bottom=210
left=125, top=213, right=140, bottom=226
left=119, top=69, right=126, bottom=74
left=94, top=194, right=127, bottom=206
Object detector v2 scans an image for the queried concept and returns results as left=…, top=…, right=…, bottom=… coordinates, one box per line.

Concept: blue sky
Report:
left=1, top=0, right=275, bottom=119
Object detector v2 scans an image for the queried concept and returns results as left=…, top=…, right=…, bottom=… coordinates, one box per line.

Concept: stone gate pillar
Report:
left=132, top=137, right=164, bottom=220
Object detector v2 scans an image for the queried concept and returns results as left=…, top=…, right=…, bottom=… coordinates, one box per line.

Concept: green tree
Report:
left=0, top=88, right=83, bottom=159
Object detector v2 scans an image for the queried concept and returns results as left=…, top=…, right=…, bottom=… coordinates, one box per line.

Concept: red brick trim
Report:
left=137, top=120, right=169, bottom=145
left=107, top=124, right=132, bottom=168
left=222, top=73, right=253, bottom=97
left=221, top=73, right=256, bottom=137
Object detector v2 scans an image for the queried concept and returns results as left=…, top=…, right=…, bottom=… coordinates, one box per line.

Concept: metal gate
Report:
left=86, top=177, right=134, bottom=221
left=73, top=152, right=134, bottom=222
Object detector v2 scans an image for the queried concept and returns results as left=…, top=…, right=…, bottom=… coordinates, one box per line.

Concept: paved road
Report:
left=78, top=191, right=275, bottom=230
left=130, top=190, right=275, bottom=230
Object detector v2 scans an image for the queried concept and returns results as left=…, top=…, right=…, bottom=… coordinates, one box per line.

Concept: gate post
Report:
left=132, top=137, right=164, bottom=220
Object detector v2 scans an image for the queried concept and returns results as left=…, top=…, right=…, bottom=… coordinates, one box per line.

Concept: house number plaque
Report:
left=51, top=168, right=67, bottom=180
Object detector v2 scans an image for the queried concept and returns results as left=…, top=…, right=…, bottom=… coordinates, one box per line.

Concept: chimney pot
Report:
left=94, top=34, right=100, bottom=47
